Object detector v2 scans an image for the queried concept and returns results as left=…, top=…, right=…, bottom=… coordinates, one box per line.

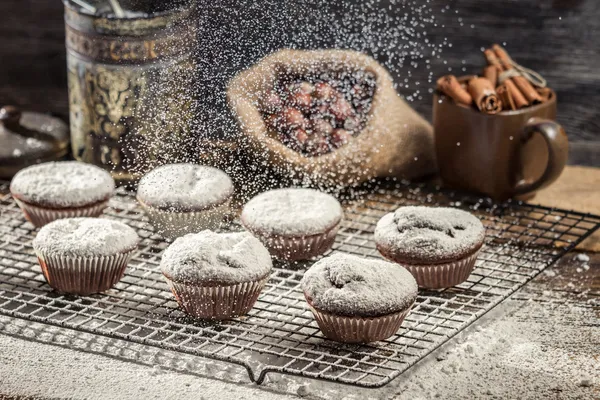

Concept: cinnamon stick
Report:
left=492, top=44, right=543, bottom=104
left=436, top=75, right=473, bottom=106
left=496, top=84, right=516, bottom=111
left=468, top=77, right=502, bottom=114
left=484, top=49, right=529, bottom=109
left=537, top=87, right=553, bottom=103
left=483, top=65, right=499, bottom=87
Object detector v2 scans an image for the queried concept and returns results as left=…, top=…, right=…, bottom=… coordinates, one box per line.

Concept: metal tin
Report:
left=0, top=106, right=70, bottom=179
left=64, top=0, right=197, bottom=183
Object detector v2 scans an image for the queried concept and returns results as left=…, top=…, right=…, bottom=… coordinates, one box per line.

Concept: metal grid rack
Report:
left=0, top=182, right=598, bottom=388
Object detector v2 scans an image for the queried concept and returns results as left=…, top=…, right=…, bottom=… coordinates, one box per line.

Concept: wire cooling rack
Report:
left=0, top=181, right=598, bottom=388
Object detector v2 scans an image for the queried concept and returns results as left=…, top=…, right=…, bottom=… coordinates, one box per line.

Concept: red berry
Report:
left=280, top=128, right=309, bottom=152
left=314, top=82, right=336, bottom=102
left=296, top=81, right=315, bottom=94
left=281, top=107, right=307, bottom=130
left=290, top=91, right=312, bottom=111
left=330, top=97, right=355, bottom=121
left=311, top=118, right=334, bottom=136
left=331, top=129, right=352, bottom=148
left=291, top=128, right=308, bottom=144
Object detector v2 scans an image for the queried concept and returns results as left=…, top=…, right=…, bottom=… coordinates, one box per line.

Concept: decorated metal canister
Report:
left=64, top=1, right=197, bottom=183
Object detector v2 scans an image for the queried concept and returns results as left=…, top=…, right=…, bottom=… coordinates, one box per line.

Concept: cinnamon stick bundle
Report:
left=483, top=65, right=499, bottom=87
left=436, top=75, right=473, bottom=106
left=484, top=49, right=529, bottom=109
left=537, top=87, right=553, bottom=103
left=468, top=77, right=502, bottom=114
left=492, top=44, right=543, bottom=104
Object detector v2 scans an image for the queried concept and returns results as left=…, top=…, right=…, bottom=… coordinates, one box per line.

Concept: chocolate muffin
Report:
left=33, top=217, right=139, bottom=295
left=10, top=161, right=115, bottom=227
left=240, top=188, right=343, bottom=261
left=136, top=163, right=234, bottom=239
left=301, top=253, right=417, bottom=343
left=375, top=206, right=486, bottom=289
left=160, top=230, right=272, bottom=319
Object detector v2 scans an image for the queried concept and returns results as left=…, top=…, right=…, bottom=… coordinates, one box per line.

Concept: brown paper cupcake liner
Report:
left=307, top=302, right=413, bottom=343
left=164, top=276, right=268, bottom=319
left=14, top=198, right=109, bottom=228
left=392, top=250, right=480, bottom=289
left=35, top=250, right=134, bottom=295
left=246, top=222, right=340, bottom=261
left=139, top=199, right=231, bottom=240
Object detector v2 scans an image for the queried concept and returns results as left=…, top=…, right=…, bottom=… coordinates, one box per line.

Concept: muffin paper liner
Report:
left=307, top=303, right=413, bottom=343
left=139, top=199, right=231, bottom=240
left=164, top=276, right=268, bottom=319
left=35, top=250, right=134, bottom=295
left=383, top=250, right=480, bottom=289
left=14, top=198, right=108, bottom=228
left=245, top=222, right=340, bottom=261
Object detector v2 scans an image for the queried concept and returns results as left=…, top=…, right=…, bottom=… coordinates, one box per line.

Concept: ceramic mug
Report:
left=433, top=82, right=568, bottom=200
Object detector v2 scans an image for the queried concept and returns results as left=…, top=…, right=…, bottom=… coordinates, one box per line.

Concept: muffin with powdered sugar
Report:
left=33, top=217, right=139, bottom=295
left=160, top=230, right=272, bottom=319
left=10, top=161, right=115, bottom=227
left=241, top=188, right=343, bottom=261
left=136, top=163, right=234, bottom=240
left=301, top=253, right=417, bottom=343
left=374, top=206, right=485, bottom=289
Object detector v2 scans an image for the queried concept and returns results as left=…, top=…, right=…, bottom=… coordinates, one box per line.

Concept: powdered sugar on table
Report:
left=136, top=164, right=233, bottom=211
left=10, top=161, right=114, bottom=208
left=33, top=218, right=139, bottom=258
left=160, top=230, right=273, bottom=285
left=301, top=253, right=417, bottom=317
left=375, top=206, right=485, bottom=264
left=241, top=188, right=343, bottom=236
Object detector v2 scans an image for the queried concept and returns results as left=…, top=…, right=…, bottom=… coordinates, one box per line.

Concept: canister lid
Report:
left=0, top=106, right=70, bottom=179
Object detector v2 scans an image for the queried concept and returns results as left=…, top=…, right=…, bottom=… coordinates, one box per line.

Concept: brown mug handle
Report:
left=514, top=117, right=569, bottom=196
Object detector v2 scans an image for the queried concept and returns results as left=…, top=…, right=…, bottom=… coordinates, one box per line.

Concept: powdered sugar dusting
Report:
left=160, top=230, right=272, bottom=285
left=375, top=206, right=485, bottom=264
left=301, top=253, right=417, bottom=317
left=136, top=164, right=234, bottom=211
left=33, top=218, right=139, bottom=258
left=10, top=161, right=114, bottom=208
left=241, top=188, right=343, bottom=236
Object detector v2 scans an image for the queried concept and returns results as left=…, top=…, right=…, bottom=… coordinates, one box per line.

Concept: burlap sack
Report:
left=226, top=49, right=436, bottom=186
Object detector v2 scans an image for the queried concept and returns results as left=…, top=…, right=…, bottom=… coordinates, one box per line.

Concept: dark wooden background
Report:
left=1, top=0, right=598, bottom=165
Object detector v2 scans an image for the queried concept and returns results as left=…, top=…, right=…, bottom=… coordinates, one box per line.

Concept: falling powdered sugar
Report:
left=33, top=218, right=140, bottom=258
left=374, top=206, right=485, bottom=264
left=301, top=253, right=417, bottom=317
left=241, top=188, right=343, bottom=236
left=574, top=253, right=590, bottom=263
left=136, top=163, right=234, bottom=211
left=10, top=161, right=115, bottom=208
left=160, top=230, right=273, bottom=285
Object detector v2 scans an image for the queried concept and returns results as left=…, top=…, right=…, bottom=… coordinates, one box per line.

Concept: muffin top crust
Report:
left=10, top=161, right=115, bottom=208
left=374, top=206, right=485, bottom=264
left=241, top=188, right=343, bottom=236
left=136, top=163, right=234, bottom=212
left=301, top=253, right=417, bottom=317
left=160, top=230, right=273, bottom=285
left=33, top=217, right=139, bottom=258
